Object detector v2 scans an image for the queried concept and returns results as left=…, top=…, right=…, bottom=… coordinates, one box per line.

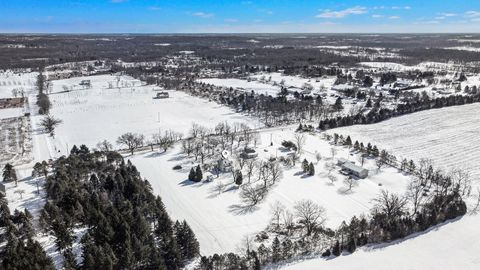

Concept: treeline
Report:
left=0, top=193, right=54, bottom=269
left=38, top=146, right=199, bottom=269
left=319, top=92, right=480, bottom=130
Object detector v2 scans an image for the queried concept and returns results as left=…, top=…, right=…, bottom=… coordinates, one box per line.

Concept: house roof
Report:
left=342, top=161, right=367, bottom=174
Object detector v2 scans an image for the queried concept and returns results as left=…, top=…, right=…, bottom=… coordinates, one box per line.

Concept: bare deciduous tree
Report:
left=328, top=174, right=337, bottom=185
left=343, top=176, right=358, bottom=192
left=294, top=133, right=306, bottom=154
left=283, top=210, right=295, bottom=235
left=117, top=132, right=144, bottom=155
left=240, top=184, right=266, bottom=206
left=294, top=199, right=327, bottom=235
left=96, top=140, right=113, bottom=152
left=373, top=190, right=408, bottom=220
left=270, top=201, right=286, bottom=229
left=406, top=178, right=425, bottom=215
left=325, top=162, right=335, bottom=176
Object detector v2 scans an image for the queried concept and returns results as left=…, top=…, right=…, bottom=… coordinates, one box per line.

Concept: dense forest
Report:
left=2, top=147, right=200, bottom=270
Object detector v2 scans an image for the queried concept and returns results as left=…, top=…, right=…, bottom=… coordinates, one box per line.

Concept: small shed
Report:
left=79, top=80, right=91, bottom=87
left=154, top=92, right=169, bottom=99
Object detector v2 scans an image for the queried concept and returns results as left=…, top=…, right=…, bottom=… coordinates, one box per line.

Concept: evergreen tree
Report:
left=3, top=163, right=17, bottom=186
left=345, top=136, right=352, bottom=147
left=346, top=237, right=356, bottom=253
left=302, top=159, right=309, bottom=173
left=195, top=165, right=203, bottom=182
left=333, top=97, right=343, bottom=111
left=308, top=162, right=315, bottom=176
left=188, top=168, right=196, bottom=182
left=271, top=237, right=281, bottom=263
left=235, top=171, right=243, bottom=186
left=332, top=240, right=341, bottom=256
left=365, top=98, right=372, bottom=108
left=175, top=220, right=200, bottom=260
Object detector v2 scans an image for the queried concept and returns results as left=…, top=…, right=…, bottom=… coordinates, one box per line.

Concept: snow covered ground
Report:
left=130, top=126, right=411, bottom=255
left=250, top=72, right=337, bottom=93
left=43, top=75, right=262, bottom=153
left=280, top=214, right=480, bottom=270
left=279, top=103, right=480, bottom=270
left=0, top=71, right=37, bottom=98
left=332, top=103, right=480, bottom=181
left=198, top=78, right=281, bottom=96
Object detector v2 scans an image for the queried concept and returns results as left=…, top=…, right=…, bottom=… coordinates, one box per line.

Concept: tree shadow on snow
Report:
left=228, top=204, right=258, bottom=215
left=178, top=179, right=205, bottom=187
left=144, top=151, right=167, bottom=158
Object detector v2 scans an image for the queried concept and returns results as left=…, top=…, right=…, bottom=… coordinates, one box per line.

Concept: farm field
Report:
left=332, top=103, right=480, bottom=181
left=33, top=74, right=263, bottom=157
left=0, top=71, right=37, bottom=98
left=198, top=78, right=281, bottom=96
left=130, top=126, right=411, bottom=255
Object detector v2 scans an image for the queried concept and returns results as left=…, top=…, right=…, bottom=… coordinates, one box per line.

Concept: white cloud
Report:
left=389, top=16, right=400, bottom=20
left=392, top=6, right=411, bottom=10
left=466, top=11, right=480, bottom=18
left=148, top=6, right=161, bottom=11
left=415, top=20, right=440, bottom=25
left=191, top=12, right=214, bottom=18
left=438, top=12, right=457, bottom=17
left=372, top=14, right=384, bottom=18
left=316, top=6, right=367, bottom=19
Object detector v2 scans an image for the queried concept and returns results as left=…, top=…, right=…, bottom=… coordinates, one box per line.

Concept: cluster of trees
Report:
left=239, top=160, right=283, bottom=207
left=116, top=129, right=183, bottom=155
left=36, top=72, right=51, bottom=114
left=301, top=159, right=315, bottom=176
left=188, top=165, right=203, bottom=182
left=0, top=193, right=54, bottom=269
left=38, top=146, right=199, bottom=269
left=198, top=199, right=329, bottom=269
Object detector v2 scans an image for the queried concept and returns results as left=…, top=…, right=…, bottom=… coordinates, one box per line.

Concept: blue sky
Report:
left=1, top=0, right=480, bottom=33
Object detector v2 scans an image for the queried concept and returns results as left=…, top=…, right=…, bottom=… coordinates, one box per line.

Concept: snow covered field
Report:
left=250, top=72, right=337, bottom=93
left=130, top=126, right=411, bottom=255
left=280, top=215, right=480, bottom=270
left=332, top=103, right=480, bottom=180
left=198, top=78, right=281, bottom=96
left=0, top=71, right=37, bottom=98
left=42, top=75, right=262, bottom=153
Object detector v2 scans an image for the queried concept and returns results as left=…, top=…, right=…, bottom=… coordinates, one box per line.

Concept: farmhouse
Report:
left=337, top=158, right=368, bottom=179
